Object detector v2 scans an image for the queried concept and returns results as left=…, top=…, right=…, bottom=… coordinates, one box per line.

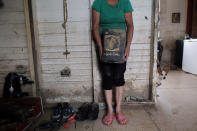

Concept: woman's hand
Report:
left=125, top=45, right=130, bottom=61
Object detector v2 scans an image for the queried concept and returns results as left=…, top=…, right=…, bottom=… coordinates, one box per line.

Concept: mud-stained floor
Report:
left=29, top=70, right=197, bottom=131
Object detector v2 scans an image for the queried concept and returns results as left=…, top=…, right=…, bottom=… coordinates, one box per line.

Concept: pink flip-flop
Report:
left=116, top=113, right=128, bottom=125
left=102, top=113, right=114, bottom=126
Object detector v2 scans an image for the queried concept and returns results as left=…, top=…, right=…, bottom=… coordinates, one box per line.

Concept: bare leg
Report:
left=115, top=86, right=128, bottom=124
left=104, top=90, right=113, bottom=115
left=115, top=86, right=124, bottom=114
left=102, top=89, right=114, bottom=126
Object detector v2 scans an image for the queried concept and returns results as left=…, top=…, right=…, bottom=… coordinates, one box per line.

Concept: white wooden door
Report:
left=33, top=0, right=154, bottom=102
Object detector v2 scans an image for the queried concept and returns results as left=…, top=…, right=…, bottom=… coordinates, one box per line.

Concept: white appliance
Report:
left=182, top=39, right=197, bottom=75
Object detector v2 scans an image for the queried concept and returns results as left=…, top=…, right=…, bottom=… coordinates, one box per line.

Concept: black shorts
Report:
left=100, top=62, right=126, bottom=90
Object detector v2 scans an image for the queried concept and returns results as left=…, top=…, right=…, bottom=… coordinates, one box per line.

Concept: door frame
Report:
left=24, top=0, right=43, bottom=97
left=24, top=0, right=158, bottom=103
left=186, top=0, right=193, bottom=36
left=24, top=0, right=37, bottom=96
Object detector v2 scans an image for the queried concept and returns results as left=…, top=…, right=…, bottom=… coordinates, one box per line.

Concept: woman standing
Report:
left=92, top=0, right=134, bottom=126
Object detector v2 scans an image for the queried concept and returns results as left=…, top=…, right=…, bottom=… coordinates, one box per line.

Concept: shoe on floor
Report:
left=62, top=102, right=74, bottom=122
left=102, top=113, right=114, bottom=126
left=51, top=103, right=62, bottom=122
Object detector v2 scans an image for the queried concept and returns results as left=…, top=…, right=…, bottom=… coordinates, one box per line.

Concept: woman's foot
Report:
left=115, top=112, right=128, bottom=125
left=102, top=113, right=114, bottom=126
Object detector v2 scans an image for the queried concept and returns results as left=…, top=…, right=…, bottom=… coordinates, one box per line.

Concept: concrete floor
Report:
left=31, top=70, right=197, bottom=131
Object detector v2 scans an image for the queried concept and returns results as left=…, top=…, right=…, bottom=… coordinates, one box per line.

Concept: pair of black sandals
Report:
left=75, top=102, right=99, bottom=121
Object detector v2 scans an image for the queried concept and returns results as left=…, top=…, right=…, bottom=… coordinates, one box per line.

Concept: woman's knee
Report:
left=114, top=74, right=125, bottom=86
left=102, top=74, right=113, bottom=90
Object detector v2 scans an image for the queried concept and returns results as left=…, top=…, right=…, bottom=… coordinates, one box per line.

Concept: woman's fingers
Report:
left=125, top=47, right=130, bottom=61
left=125, top=53, right=129, bottom=61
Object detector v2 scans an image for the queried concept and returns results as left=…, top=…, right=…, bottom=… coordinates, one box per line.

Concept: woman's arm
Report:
left=92, top=9, right=102, bottom=59
left=125, top=12, right=134, bottom=61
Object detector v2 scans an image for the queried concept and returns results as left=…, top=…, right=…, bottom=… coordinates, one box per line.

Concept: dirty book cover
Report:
left=102, top=29, right=126, bottom=63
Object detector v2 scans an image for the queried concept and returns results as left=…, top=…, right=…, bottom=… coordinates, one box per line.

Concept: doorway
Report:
left=186, top=0, right=197, bottom=38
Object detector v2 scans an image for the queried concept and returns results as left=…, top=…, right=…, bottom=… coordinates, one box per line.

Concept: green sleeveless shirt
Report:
left=92, top=0, right=134, bottom=34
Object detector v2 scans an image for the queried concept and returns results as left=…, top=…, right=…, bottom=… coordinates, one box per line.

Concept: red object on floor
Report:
left=64, top=123, right=70, bottom=128
left=68, top=114, right=76, bottom=123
